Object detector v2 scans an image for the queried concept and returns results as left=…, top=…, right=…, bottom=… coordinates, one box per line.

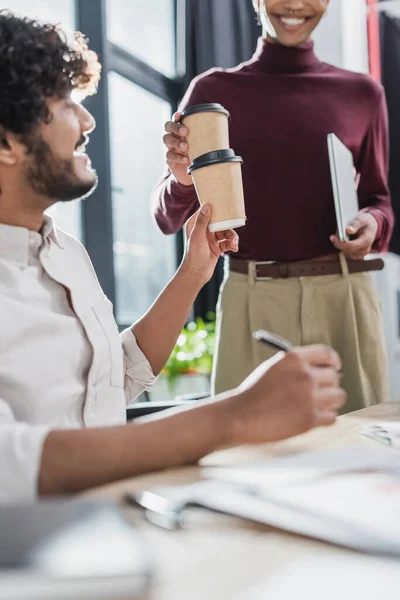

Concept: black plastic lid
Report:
left=180, top=103, right=230, bottom=122
left=188, top=149, right=243, bottom=174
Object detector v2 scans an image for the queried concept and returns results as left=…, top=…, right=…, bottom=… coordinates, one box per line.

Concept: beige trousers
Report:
left=212, top=258, right=389, bottom=414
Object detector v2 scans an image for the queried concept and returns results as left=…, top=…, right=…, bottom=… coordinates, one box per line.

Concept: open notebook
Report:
left=129, top=447, right=400, bottom=557
left=327, top=133, right=360, bottom=242
left=0, top=501, right=151, bottom=600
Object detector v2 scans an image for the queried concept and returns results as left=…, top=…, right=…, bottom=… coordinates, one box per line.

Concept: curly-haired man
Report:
left=0, top=11, right=345, bottom=502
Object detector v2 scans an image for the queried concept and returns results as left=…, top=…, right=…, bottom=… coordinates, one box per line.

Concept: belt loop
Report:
left=248, top=261, right=256, bottom=287
left=339, top=252, right=349, bottom=277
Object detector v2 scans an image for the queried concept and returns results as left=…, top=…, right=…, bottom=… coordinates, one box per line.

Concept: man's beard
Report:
left=25, top=136, right=98, bottom=203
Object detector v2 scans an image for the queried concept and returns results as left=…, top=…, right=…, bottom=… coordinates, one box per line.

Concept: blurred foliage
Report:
left=162, top=312, right=216, bottom=391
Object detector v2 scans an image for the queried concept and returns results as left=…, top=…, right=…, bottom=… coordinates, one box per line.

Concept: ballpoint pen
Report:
left=253, top=331, right=343, bottom=377
left=252, top=330, right=293, bottom=353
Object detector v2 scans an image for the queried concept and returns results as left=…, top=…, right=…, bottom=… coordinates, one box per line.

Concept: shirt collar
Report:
left=0, top=214, right=63, bottom=265
left=41, top=214, right=64, bottom=249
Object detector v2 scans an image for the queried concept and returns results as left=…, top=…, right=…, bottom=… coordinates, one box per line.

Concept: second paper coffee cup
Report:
left=188, top=150, right=246, bottom=233
left=180, top=103, right=230, bottom=162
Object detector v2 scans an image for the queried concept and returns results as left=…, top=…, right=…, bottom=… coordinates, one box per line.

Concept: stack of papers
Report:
left=134, top=447, right=400, bottom=556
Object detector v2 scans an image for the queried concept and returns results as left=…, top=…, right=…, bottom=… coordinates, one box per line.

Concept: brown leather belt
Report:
left=228, top=255, right=384, bottom=280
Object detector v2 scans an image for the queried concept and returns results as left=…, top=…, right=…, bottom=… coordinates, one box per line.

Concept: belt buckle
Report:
left=253, top=261, right=276, bottom=281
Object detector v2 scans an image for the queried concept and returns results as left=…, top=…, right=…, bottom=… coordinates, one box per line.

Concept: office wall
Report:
left=313, top=0, right=369, bottom=73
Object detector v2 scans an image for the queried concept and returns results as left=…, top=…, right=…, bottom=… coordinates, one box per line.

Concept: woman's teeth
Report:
left=280, top=17, right=306, bottom=26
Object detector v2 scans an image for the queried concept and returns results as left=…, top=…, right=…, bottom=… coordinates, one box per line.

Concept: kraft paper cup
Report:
left=180, top=103, right=230, bottom=162
left=188, top=150, right=246, bottom=233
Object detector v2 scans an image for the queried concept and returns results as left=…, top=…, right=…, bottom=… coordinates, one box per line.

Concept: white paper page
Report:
left=143, top=471, right=400, bottom=556
left=136, top=447, right=400, bottom=556
left=277, top=471, right=400, bottom=542
left=239, top=554, right=400, bottom=600
left=202, top=446, right=400, bottom=492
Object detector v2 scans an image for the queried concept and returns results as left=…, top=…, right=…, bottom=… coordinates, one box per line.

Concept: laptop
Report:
left=0, top=501, right=151, bottom=600
left=327, top=133, right=360, bottom=242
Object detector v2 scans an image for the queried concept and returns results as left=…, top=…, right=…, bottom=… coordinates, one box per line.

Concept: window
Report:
left=102, top=0, right=183, bottom=323
left=4, top=0, right=185, bottom=320
left=106, top=0, right=176, bottom=77
left=2, top=0, right=75, bottom=26
left=3, top=0, right=83, bottom=240
left=109, top=74, right=176, bottom=324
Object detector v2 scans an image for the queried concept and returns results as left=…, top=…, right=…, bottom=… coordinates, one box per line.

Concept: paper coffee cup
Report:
left=180, top=103, right=231, bottom=162
left=188, top=150, right=246, bottom=233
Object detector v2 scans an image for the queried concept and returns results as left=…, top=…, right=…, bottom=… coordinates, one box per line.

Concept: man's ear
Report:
left=0, top=129, right=21, bottom=167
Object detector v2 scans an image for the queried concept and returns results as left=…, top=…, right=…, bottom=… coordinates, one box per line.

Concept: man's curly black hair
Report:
left=0, top=10, right=101, bottom=141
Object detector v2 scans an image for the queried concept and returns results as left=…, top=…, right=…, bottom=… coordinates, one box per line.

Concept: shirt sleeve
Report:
left=357, top=86, right=394, bottom=253
left=120, top=328, right=156, bottom=404
left=151, top=75, right=212, bottom=235
left=0, top=398, right=50, bottom=502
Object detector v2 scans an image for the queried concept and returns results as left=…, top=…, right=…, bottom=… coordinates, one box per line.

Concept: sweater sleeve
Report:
left=151, top=75, right=211, bottom=235
left=357, top=86, right=394, bottom=253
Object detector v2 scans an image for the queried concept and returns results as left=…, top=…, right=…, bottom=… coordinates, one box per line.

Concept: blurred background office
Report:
left=3, top=0, right=400, bottom=400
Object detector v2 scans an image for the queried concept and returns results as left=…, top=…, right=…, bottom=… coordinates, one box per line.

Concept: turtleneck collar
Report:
left=252, top=37, right=321, bottom=74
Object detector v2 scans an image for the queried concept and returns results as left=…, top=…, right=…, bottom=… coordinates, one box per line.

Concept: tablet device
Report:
left=327, top=133, right=359, bottom=242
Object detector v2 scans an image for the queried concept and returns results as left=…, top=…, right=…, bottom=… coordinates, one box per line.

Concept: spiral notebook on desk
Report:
left=327, top=133, right=360, bottom=242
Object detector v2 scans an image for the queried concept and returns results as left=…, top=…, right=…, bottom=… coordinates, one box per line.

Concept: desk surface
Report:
left=85, top=403, right=400, bottom=600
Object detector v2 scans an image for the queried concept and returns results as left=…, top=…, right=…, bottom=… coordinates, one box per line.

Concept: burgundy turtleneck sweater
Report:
left=152, top=39, right=394, bottom=261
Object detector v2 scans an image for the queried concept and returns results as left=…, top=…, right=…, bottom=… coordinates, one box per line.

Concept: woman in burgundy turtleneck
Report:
left=152, top=0, right=393, bottom=413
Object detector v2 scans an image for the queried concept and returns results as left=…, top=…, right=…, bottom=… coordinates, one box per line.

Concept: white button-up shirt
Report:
left=0, top=217, right=155, bottom=502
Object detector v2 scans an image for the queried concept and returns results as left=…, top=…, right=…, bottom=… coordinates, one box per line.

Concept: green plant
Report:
left=162, top=313, right=216, bottom=392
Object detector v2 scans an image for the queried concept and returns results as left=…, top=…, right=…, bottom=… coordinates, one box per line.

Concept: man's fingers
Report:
left=314, top=410, right=339, bottom=428
left=229, top=237, right=239, bottom=252
left=190, top=205, right=212, bottom=242
left=204, top=229, right=222, bottom=257
left=184, top=211, right=198, bottom=239
left=313, top=388, right=347, bottom=427
left=216, top=229, right=239, bottom=251
left=218, top=240, right=235, bottom=254
left=295, top=345, right=342, bottom=371
left=317, top=387, right=347, bottom=409
left=216, top=229, right=237, bottom=241
left=311, top=367, right=340, bottom=389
